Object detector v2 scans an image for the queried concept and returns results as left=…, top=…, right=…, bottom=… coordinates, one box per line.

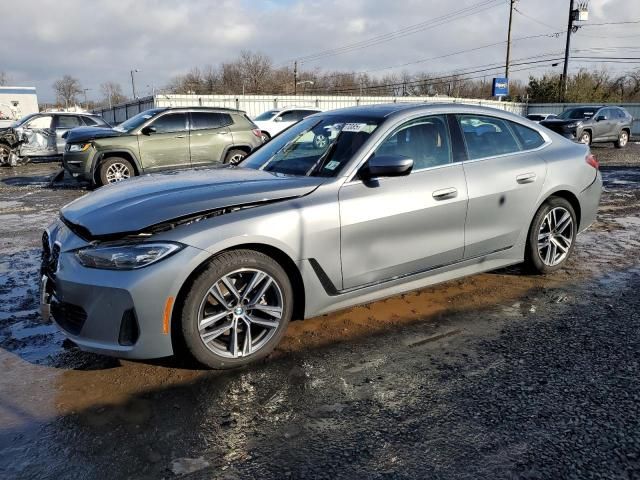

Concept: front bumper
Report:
left=62, top=148, right=95, bottom=181
left=41, top=221, right=211, bottom=359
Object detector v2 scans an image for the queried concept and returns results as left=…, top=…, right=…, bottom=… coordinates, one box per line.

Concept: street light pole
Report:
left=83, top=88, right=91, bottom=110
left=130, top=69, right=139, bottom=99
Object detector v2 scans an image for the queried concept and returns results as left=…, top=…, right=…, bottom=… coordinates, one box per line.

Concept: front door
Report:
left=592, top=108, right=615, bottom=141
left=457, top=114, right=547, bottom=258
left=138, top=112, right=190, bottom=171
left=19, top=114, right=56, bottom=157
left=189, top=111, right=234, bottom=166
left=339, top=115, right=468, bottom=289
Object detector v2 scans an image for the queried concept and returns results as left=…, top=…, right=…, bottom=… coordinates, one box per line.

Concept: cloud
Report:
left=1, top=0, right=638, bottom=102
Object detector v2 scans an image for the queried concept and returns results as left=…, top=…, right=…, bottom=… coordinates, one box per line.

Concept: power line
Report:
left=279, top=0, right=503, bottom=65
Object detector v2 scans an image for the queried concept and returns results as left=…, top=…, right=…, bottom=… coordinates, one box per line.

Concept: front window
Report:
left=113, top=108, right=165, bottom=132
left=254, top=110, right=280, bottom=121
left=240, top=115, right=381, bottom=177
left=10, top=113, right=39, bottom=127
left=558, top=107, right=599, bottom=120
left=25, top=115, right=53, bottom=129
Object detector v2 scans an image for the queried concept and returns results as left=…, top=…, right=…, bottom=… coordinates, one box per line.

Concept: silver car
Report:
left=41, top=104, right=602, bottom=368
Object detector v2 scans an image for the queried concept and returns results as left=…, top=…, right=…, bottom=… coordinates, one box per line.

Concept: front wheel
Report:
left=579, top=130, right=591, bottom=145
left=524, top=197, right=577, bottom=274
left=0, top=144, right=12, bottom=166
left=180, top=250, right=293, bottom=369
left=614, top=130, right=629, bottom=148
left=98, top=157, right=134, bottom=186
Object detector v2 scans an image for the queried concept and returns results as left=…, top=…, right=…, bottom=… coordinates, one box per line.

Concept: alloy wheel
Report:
left=537, top=206, right=574, bottom=267
left=580, top=132, right=591, bottom=144
left=105, top=162, right=131, bottom=183
left=0, top=145, right=11, bottom=165
left=197, top=268, right=283, bottom=359
left=314, top=134, right=328, bottom=149
left=229, top=153, right=245, bottom=165
left=619, top=131, right=629, bottom=147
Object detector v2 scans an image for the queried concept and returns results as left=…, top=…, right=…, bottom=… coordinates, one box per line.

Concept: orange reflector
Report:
left=163, top=296, right=174, bottom=335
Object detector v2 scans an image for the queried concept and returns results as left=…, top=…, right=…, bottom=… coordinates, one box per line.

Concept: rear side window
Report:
left=509, top=121, right=545, bottom=150
left=57, top=116, right=82, bottom=128
left=458, top=115, right=520, bottom=160
left=151, top=113, right=187, bottom=133
left=279, top=110, right=304, bottom=122
left=190, top=112, right=232, bottom=130
left=81, top=116, right=98, bottom=126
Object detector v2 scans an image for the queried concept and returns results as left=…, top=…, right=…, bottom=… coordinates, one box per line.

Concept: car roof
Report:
left=158, top=106, right=245, bottom=114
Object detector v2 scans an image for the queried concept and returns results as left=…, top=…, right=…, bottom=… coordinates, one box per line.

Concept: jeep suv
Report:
left=0, top=112, right=110, bottom=166
left=63, top=107, right=263, bottom=186
left=540, top=106, right=633, bottom=148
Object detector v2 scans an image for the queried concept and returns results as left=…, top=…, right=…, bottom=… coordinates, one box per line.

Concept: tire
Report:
left=579, top=130, right=591, bottom=145
left=313, top=132, right=329, bottom=149
left=180, top=249, right=293, bottom=369
left=614, top=130, right=629, bottom=149
left=98, top=157, right=134, bottom=186
left=524, top=197, right=577, bottom=274
left=0, top=144, right=12, bottom=166
left=224, top=149, right=248, bottom=165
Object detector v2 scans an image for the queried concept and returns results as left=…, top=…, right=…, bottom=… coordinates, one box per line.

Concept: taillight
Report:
left=252, top=129, right=263, bottom=138
left=586, top=152, right=599, bottom=170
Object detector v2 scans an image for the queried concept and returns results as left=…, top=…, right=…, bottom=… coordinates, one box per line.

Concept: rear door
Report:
left=457, top=114, right=547, bottom=258
left=54, top=115, right=83, bottom=153
left=138, top=112, right=189, bottom=171
left=189, top=112, right=233, bottom=166
left=339, top=114, right=468, bottom=289
left=592, top=108, right=614, bottom=141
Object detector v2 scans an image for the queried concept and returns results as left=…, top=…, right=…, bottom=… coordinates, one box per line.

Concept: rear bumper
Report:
left=578, top=171, right=603, bottom=233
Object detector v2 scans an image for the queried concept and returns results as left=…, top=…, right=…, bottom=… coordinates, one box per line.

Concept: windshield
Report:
left=558, top=107, right=600, bottom=120
left=113, top=108, right=164, bottom=132
left=240, top=115, right=382, bottom=177
left=254, top=110, right=280, bottom=121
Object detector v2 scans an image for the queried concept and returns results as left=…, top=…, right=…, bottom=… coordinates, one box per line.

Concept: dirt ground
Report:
left=0, top=142, right=639, bottom=479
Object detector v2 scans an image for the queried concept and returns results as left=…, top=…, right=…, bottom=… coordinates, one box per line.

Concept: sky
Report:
left=1, top=0, right=639, bottom=103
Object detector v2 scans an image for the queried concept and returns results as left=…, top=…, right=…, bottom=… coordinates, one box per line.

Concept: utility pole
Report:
left=130, top=69, right=139, bottom=99
left=82, top=88, right=90, bottom=110
left=561, top=0, right=575, bottom=102
left=293, top=61, right=298, bottom=95
left=505, top=0, right=515, bottom=78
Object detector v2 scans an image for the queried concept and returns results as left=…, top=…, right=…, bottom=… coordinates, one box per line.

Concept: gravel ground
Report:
left=0, top=143, right=639, bottom=479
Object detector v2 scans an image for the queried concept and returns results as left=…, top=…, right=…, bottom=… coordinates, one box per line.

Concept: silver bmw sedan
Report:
left=41, top=103, right=602, bottom=368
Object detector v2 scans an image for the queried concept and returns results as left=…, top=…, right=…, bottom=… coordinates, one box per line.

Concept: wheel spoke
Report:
left=242, top=318, right=252, bottom=356
left=245, top=313, right=279, bottom=329
left=242, top=271, right=266, bottom=301
left=221, top=275, right=241, bottom=301
left=551, top=237, right=568, bottom=253
left=199, top=310, right=230, bottom=331
left=555, top=212, right=571, bottom=234
left=250, top=277, right=272, bottom=305
left=201, top=320, right=233, bottom=342
left=229, top=318, right=239, bottom=357
left=249, top=304, right=282, bottom=318
left=208, top=282, right=230, bottom=309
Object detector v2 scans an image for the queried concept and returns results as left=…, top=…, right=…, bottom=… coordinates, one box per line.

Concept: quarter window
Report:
left=509, top=121, right=545, bottom=150
left=375, top=115, right=452, bottom=170
left=190, top=112, right=232, bottom=130
left=458, top=115, right=520, bottom=160
left=151, top=113, right=187, bottom=133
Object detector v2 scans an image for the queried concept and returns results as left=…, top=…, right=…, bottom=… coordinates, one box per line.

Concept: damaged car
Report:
left=41, top=104, right=602, bottom=369
left=0, top=112, right=110, bottom=166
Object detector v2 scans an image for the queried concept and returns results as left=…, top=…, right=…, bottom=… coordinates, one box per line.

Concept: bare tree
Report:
left=53, top=75, right=83, bottom=108
left=238, top=50, right=272, bottom=94
left=100, top=81, right=127, bottom=107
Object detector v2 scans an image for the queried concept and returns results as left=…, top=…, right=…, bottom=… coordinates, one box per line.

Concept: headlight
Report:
left=75, top=242, right=183, bottom=270
left=565, top=122, right=580, bottom=129
left=67, top=143, right=91, bottom=152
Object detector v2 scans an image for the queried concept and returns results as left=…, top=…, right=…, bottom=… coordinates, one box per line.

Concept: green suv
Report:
left=63, top=107, right=264, bottom=186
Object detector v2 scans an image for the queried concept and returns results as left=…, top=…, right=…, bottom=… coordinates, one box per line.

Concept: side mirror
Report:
left=595, top=115, right=607, bottom=122
left=141, top=125, right=157, bottom=135
left=274, top=116, right=282, bottom=122
left=360, top=154, right=414, bottom=180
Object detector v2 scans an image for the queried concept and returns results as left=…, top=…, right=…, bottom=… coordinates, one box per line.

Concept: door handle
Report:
left=217, top=131, right=229, bottom=135
left=432, top=187, right=458, bottom=200
left=516, top=173, right=536, bottom=184
left=175, top=134, right=186, bottom=138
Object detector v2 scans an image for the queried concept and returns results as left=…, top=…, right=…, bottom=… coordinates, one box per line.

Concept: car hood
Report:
left=540, top=119, right=586, bottom=127
left=64, top=126, right=122, bottom=143
left=61, top=167, right=325, bottom=238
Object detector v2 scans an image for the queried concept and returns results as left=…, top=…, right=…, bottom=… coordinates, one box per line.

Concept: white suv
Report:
left=253, top=107, right=321, bottom=140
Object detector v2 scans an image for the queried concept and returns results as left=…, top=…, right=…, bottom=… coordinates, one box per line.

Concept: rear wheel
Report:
left=224, top=149, right=247, bottom=165
left=615, top=130, right=629, bottom=148
left=579, top=130, right=591, bottom=145
left=98, top=157, right=134, bottom=186
left=525, top=197, right=577, bottom=274
left=180, top=250, right=293, bottom=369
